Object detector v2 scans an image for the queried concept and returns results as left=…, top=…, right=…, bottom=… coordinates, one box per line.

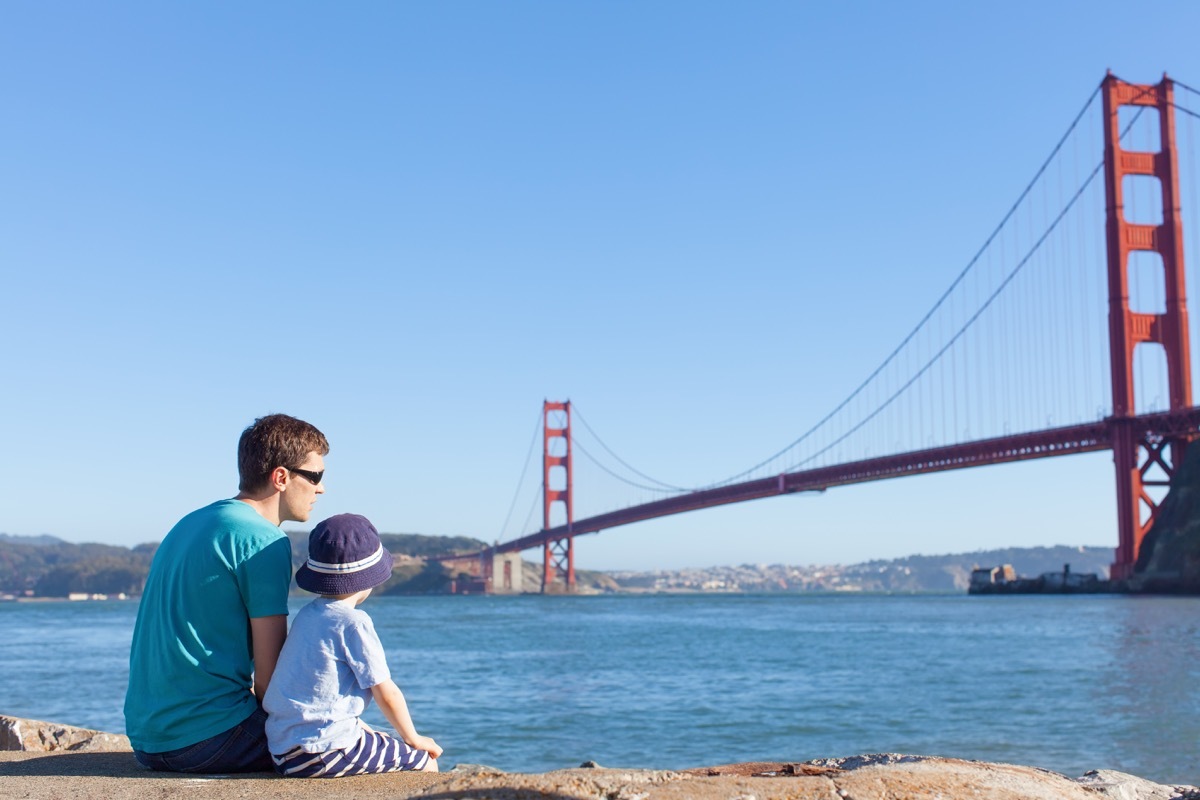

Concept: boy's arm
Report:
left=370, top=679, right=443, bottom=759
left=250, top=614, right=288, bottom=702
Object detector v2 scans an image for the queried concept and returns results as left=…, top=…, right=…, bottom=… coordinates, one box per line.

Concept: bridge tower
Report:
left=542, top=400, right=575, bottom=592
left=1102, top=73, right=1193, bottom=579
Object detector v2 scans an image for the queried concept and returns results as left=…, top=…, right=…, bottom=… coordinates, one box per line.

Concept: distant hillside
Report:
left=607, top=545, right=1113, bottom=593
left=0, top=532, right=1114, bottom=597
left=844, top=545, right=1113, bottom=592
left=0, top=533, right=65, bottom=547
left=0, top=537, right=157, bottom=596
left=0, top=530, right=487, bottom=597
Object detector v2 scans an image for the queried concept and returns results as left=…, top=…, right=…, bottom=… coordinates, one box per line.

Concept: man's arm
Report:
left=370, top=679, right=443, bottom=759
left=249, top=614, right=288, bottom=702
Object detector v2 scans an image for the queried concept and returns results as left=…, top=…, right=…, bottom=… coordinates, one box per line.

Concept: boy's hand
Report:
left=409, top=735, right=443, bottom=759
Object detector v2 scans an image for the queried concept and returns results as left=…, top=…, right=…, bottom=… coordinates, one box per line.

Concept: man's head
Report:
left=236, top=412, right=328, bottom=513
left=237, top=414, right=330, bottom=522
left=238, top=414, right=329, bottom=491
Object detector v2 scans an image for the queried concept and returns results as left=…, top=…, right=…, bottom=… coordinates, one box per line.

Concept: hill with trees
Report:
left=0, top=535, right=157, bottom=597
left=0, top=531, right=487, bottom=597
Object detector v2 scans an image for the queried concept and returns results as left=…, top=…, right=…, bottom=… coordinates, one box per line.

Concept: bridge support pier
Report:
left=1102, top=73, right=1194, bottom=579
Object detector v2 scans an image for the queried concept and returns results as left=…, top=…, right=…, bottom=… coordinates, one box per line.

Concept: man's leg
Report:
left=133, top=708, right=273, bottom=773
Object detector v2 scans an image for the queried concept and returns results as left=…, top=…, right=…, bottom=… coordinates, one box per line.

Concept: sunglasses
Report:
left=287, top=467, right=325, bottom=485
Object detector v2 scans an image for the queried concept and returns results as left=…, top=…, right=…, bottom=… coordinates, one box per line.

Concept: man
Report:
left=124, top=414, right=328, bottom=772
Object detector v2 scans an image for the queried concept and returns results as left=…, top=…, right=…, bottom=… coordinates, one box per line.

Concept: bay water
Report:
left=2, top=593, right=1197, bottom=784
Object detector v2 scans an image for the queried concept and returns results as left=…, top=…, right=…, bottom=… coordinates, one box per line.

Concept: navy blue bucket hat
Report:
left=295, top=513, right=395, bottom=595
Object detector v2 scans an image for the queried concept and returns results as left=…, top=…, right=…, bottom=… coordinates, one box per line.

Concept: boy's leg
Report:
left=273, top=728, right=431, bottom=778
left=133, top=707, right=273, bottom=774
left=339, top=728, right=432, bottom=775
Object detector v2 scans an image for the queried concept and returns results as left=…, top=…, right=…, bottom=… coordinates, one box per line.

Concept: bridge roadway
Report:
left=477, top=407, right=1200, bottom=558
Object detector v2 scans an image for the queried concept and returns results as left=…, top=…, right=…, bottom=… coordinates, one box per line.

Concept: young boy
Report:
left=264, top=514, right=442, bottom=777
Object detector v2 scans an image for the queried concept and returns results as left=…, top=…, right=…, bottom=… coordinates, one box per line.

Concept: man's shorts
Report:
left=134, top=706, right=273, bottom=773
left=271, top=726, right=430, bottom=778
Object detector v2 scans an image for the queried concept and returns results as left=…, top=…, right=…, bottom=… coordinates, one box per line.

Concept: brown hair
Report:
left=237, top=414, right=330, bottom=493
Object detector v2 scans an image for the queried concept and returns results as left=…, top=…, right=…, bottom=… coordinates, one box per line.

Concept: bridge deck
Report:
left=479, top=408, right=1200, bottom=557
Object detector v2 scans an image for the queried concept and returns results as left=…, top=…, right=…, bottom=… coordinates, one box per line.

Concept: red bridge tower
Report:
left=1103, top=73, right=1194, bottom=579
left=542, top=400, right=575, bottom=592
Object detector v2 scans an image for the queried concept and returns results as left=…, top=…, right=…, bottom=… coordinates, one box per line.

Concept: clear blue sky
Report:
left=5, top=1, right=1200, bottom=570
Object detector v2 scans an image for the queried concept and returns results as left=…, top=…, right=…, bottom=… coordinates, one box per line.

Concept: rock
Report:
left=827, top=757, right=1098, bottom=800
left=445, top=763, right=508, bottom=775
left=683, top=760, right=842, bottom=777
left=684, top=757, right=1198, bottom=800
left=0, top=717, right=1195, bottom=800
left=0, top=749, right=1194, bottom=800
left=0, top=714, right=131, bottom=753
left=1076, top=769, right=1200, bottom=800
left=1133, top=442, right=1200, bottom=592
left=804, top=752, right=929, bottom=770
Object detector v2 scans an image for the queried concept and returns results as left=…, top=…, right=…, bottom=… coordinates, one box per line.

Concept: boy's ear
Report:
left=270, top=466, right=290, bottom=492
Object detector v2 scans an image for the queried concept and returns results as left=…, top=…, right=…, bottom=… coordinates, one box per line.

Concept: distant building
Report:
left=970, top=562, right=1105, bottom=594
left=970, top=564, right=1016, bottom=590
left=1041, top=567, right=1100, bottom=590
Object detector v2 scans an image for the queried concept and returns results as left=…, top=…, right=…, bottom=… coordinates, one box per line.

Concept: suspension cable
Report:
left=787, top=103, right=1152, bottom=469
left=571, top=435, right=680, bottom=494
left=518, top=480, right=542, bottom=538
left=791, top=158, right=1107, bottom=470
left=572, top=405, right=690, bottom=491
left=497, top=409, right=545, bottom=541
left=1173, top=79, right=1200, bottom=97
left=699, top=84, right=1104, bottom=487
left=1171, top=101, right=1200, bottom=122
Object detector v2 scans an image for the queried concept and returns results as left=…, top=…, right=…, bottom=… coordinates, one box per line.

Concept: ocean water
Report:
left=1, top=593, right=1197, bottom=783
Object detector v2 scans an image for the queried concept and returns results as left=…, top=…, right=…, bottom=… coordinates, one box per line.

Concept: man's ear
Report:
left=269, top=466, right=289, bottom=492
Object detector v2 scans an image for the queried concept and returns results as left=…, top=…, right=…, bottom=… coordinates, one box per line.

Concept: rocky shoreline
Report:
left=0, top=715, right=1196, bottom=800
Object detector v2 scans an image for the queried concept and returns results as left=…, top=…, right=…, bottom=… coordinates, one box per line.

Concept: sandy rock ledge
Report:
left=0, top=714, right=130, bottom=753
left=1, top=716, right=1197, bottom=800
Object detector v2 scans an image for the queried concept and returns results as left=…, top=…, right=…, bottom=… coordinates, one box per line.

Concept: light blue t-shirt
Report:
left=263, top=596, right=392, bottom=755
left=124, top=499, right=293, bottom=753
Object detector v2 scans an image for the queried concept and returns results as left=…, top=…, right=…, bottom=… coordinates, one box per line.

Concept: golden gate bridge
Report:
left=440, top=73, right=1200, bottom=593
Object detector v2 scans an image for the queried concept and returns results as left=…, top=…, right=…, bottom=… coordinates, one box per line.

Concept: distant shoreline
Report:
left=2, top=595, right=138, bottom=604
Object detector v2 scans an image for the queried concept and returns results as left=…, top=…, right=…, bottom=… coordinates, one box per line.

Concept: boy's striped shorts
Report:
left=272, top=727, right=430, bottom=778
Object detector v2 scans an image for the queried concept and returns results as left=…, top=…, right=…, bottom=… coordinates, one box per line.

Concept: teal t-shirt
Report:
left=124, top=499, right=293, bottom=753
